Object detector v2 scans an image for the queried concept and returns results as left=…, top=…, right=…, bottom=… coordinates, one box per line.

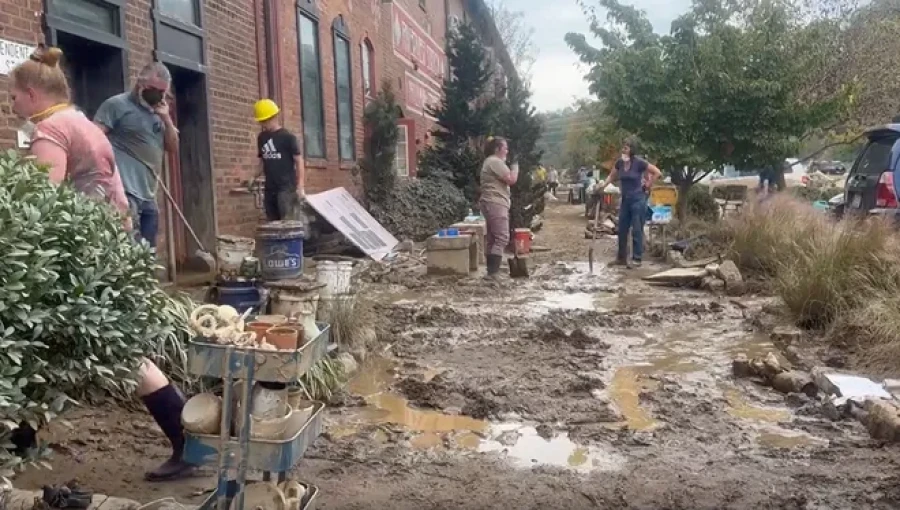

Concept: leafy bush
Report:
left=369, top=179, right=468, bottom=241
left=682, top=184, right=720, bottom=222
left=0, top=151, right=191, bottom=473
left=360, top=85, right=399, bottom=208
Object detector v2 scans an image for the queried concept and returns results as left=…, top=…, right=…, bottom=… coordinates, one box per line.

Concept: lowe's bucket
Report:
left=257, top=221, right=305, bottom=281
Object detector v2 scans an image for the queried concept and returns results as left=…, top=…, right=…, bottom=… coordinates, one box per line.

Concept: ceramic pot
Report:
left=266, top=326, right=300, bottom=350
left=250, top=407, right=293, bottom=439
left=181, top=393, right=222, bottom=435
left=246, top=321, right=274, bottom=343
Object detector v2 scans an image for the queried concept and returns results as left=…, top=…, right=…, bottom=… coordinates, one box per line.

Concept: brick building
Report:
left=0, top=0, right=513, bottom=280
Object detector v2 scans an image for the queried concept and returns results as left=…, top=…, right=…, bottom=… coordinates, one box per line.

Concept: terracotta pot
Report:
left=266, top=326, right=300, bottom=350
left=246, top=321, right=275, bottom=343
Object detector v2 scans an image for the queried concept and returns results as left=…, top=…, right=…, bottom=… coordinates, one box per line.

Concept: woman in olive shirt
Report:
left=479, top=137, right=518, bottom=278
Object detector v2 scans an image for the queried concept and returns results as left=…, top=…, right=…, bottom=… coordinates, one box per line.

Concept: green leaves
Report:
left=0, top=150, right=194, bottom=472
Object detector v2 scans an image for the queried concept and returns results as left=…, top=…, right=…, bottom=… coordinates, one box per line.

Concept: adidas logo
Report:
left=261, top=139, right=282, bottom=160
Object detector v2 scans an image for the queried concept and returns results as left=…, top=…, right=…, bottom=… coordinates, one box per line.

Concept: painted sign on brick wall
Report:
left=391, top=3, right=444, bottom=84
left=0, top=38, right=33, bottom=76
left=405, top=72, right=440, bottom=119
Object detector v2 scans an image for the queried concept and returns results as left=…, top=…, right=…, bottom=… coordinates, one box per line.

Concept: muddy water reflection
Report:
left=343, top=357, right=619, bottom=472
left=723, top=387, right=790, bottom=423
left=348, top=357, right=488, bottom=435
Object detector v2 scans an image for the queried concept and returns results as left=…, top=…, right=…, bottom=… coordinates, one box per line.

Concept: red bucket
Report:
left=514, top=228, right=532, bottom=255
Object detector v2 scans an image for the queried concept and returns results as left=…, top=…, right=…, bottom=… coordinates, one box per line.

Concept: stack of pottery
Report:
left=245, top=315, right=305, bottom=350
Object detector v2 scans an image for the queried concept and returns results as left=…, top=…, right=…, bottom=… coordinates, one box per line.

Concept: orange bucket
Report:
left=514, top=228, right=532, bottom=255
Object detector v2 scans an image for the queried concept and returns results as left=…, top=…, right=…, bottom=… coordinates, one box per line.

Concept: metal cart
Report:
left=183, top=323, right=331, bottom=510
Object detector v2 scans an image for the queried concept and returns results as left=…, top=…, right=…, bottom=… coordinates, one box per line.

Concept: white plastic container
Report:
left=315, top=261, right=354, bottom=297
left=216, top=235, right=255, bottom=273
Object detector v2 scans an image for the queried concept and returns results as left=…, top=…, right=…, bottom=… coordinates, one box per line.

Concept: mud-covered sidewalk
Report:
left=16, top=203, right=900, bottom=509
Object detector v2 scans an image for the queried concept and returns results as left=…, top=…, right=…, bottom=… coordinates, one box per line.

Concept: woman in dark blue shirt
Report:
left=597, top=138, right=662, bottom=268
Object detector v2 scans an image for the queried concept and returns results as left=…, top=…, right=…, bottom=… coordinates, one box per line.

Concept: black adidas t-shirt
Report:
left=257, top=128, right=301, bottom=192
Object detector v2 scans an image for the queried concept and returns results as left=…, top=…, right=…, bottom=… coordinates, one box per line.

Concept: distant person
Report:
left=95, top=62, right=179, bottom=250
left=547, top=167, right=559, bottom=195
left=598, top=137, right=662, bottom=268
left=480, top=136, right=518, bottom=280
left=10, top=45, right=129, bottom=226
left=758, top=164, right=776, bottom=196
left=253, top=98, right=305, bottom=221
left=576, top=166, right=589, bottom=203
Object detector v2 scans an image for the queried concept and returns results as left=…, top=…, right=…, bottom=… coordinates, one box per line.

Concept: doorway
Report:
left=54, top=31, right=125, bottom=119
left=166, top=65, right=216, bottom=276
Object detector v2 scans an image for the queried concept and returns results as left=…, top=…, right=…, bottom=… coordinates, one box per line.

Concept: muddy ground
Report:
left=15, top=202, right=900, bottom=509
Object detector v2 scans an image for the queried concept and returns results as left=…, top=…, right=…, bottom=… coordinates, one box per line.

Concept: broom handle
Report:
left=150, top=167, right=209, bottom=252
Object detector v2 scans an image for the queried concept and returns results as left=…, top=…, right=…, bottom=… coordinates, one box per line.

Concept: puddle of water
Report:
left=343, top=358, right=622, bottom=473
left=608, top=368, right=661, bottom=431
left=529, top=292, right=597, bottom=311
left=723, top=388, right=790, bottom=423
left=348, top=358, right=489, bottom=435
left=756, top=430, right=827, bottom=449
left=477, top=424, right=624, bottom=473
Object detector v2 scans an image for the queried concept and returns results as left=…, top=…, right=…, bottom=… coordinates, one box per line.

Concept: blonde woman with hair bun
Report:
left=9, top=44, right=129, bottom=224
left=8, top=46, right=199, bottom=483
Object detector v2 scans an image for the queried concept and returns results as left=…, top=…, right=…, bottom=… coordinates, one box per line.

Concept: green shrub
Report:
left=369, top=178, right=468, bottom=241
left=0, top=151, right=191, bottom=474
left=683, top=184, right=720, bottom=222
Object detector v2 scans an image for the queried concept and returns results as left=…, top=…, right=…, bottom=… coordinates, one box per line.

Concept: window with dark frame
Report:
left=297, top=8, right=326, bottom=159
left=333, top=16, right=355, bottom=161
left=361, top=39, right=375, bottom=99
left=158, top=0, right=200, bottom=25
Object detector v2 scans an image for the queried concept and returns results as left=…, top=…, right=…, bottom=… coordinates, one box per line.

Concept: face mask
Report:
left=141, top=88, right=164, bottom=107
left=622, top=153, right=630, bottom=162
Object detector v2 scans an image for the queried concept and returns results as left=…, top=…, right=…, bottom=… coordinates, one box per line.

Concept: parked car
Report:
left=843, top=124, right=900, bottom=217
left=821, top=161, right=847, bottom=175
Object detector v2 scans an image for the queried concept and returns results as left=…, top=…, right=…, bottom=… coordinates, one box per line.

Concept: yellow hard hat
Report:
left=253, top=99, right=280, bottom=122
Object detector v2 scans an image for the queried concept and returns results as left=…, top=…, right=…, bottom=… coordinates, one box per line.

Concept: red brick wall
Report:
left=0, top=0, right=44, bottom=148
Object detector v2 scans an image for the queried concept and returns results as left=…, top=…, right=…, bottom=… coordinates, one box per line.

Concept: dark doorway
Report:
left=55, top=31, right=125, bottom=119
left=167, top=65, right=215, bottom=275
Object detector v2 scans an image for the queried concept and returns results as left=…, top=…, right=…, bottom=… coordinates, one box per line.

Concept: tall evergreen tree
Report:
left=498, top=77, right=543, bottom=229
left=419, top=22, right=499, bottom=205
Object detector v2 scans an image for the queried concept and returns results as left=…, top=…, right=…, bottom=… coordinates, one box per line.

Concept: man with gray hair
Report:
left=95, top=61, right=179, bottom=249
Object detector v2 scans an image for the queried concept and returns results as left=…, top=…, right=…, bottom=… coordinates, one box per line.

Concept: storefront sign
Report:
left=0, top=38, right=33, bottom=76
left=405, top=72, right=440, bottom=119
left=391, top=3, right=444, bottom=83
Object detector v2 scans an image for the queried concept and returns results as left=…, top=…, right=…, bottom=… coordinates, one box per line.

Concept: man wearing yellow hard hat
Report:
left=254, top=98, right=305, bottom=220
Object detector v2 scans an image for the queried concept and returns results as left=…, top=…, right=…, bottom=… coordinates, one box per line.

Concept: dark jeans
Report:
left=128, top=195, right=159, bottom=249
left=618, top=196, right=647, bottom=262
left=264, top=189, right=300, bottom=221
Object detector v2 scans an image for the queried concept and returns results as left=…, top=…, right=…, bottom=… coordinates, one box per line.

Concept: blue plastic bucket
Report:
left=257, top=220, right=306, bottom=281
left=216, top=282, right=261, bottom=315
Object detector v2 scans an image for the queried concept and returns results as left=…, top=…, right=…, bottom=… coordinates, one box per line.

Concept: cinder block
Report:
left=426, top=234, right=475, bottom=276
left=451, top=222, right=486, bottom=264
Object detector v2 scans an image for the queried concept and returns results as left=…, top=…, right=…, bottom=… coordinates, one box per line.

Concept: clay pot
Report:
left=255, top=314, right=288, bottom=325
left=250, top=408, right=293, bottom=440
left=266, top=327, right=300, bottom=350
left=246, top=321, right=275, bottom=343
left=181, top=393, right=222, bottom=435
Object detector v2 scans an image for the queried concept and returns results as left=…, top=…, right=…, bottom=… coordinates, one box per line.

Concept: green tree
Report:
left=360, top=83, right=400, bottom=208
left=567, top=0, right=849, bottom=216
left=419, top=22, right=499, bottom=206
left=498, top=77, right=544, bottom=229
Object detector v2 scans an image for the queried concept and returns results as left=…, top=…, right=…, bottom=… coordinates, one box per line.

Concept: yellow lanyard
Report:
left=29, top=103, right=70, bottom=123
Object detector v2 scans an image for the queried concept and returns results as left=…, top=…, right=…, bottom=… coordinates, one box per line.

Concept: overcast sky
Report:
left=523, top=0, right=691, bottom=112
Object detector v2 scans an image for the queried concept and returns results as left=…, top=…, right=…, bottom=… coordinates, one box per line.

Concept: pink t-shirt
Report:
left=32, top=108, right=130, bottom=217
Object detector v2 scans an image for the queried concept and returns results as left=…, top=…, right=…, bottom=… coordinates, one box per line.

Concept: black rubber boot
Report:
left=485, top=254, right=502, bottom=277
left=142, top=384, right=196, bottom=482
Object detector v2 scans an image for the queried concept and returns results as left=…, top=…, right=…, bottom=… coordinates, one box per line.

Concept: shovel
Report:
left=588, top=202, right=601, bottom=273
left=508, top=236, right=529, bottom=278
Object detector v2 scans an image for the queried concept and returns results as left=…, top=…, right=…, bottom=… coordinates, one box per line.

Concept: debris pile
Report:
left=732, top=352, right=817, bottom=397
left=644, top=259, right=745, bottom=296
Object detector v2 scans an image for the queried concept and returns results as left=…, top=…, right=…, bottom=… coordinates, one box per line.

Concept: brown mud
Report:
left=15, top=203, right=900, bottom=509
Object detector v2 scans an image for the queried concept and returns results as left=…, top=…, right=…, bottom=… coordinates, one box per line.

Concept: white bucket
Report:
left=269, top=287, right=321, bottom=319
left=316, top=261, right=354, bottom=297
left=217, top=235, right=255, bottom=273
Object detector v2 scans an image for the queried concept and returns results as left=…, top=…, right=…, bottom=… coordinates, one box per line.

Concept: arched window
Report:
left=361, top=38, right=375, bottom=100
left=333, top=15, right=355, bottom=161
